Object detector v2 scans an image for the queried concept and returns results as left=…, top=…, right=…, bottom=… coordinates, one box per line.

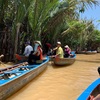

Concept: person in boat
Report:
left=45, top=43, right=53, bottom=56
left=15, top=42, right=33, bottom=62
left=28, top=40, right=43, bottom=65
left=52, top=41, right=64, bottom=58
left=23, top=42, right=33, bottom=58
left=64, top=45, right=71, bottom=58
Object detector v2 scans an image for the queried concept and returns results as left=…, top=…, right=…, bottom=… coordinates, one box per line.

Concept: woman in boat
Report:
left=64, top=45, right=71, bottom=58
left=45, top=43, right=52, bottom=56
left=28, top=41, right=43, bottom=65
left=52, top=41, right=64, bottom=58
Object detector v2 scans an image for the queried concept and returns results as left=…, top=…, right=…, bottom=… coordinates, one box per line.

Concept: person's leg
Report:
left=28, top=54, right=34, bottom=65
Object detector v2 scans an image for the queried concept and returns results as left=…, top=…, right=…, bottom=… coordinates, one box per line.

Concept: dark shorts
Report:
left=28, top=53, right=40, bottom=65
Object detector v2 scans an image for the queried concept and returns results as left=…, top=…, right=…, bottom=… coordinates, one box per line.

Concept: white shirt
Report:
left=23, top=45, right=33, bottom=57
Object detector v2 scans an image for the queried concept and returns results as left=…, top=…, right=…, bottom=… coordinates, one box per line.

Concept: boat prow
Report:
left=77, top=78, right=100, bottom=100
left=0, top=56, right=49, bottom=100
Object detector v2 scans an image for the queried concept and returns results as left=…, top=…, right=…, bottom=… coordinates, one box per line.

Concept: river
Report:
left=2, top=54, right=100, bottom=100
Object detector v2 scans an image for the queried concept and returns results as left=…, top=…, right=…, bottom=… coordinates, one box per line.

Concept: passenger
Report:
left=45, top=43, right=52, bottom=56
left=52, top=41, right=64, bottom=58
left=23, top=42, right=33, bottom=58
left=64, top=45, right=71, bottom=58
left=15, top=42, right=33, bottom=63
left=28, top=41, right=43, bottom=65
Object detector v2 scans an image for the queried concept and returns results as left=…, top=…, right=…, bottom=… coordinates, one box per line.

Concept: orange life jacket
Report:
left=36, top=46, right=43, bottom=60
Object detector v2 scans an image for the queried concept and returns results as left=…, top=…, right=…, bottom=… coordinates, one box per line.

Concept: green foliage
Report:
left=0, top=0, right=100, bottom=61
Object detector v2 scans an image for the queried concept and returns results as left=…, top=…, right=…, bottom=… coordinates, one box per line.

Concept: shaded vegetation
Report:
left=0, top=0, right=100, bottom=62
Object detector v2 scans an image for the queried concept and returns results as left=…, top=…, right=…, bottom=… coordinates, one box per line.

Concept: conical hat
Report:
left=35, top=41, right=42, bottom=46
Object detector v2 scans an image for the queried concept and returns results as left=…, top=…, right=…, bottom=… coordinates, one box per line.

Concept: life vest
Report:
left=36, top=46, right=43, bottom=60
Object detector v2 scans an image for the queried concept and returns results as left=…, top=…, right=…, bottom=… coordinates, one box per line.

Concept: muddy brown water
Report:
left=1, top=54, right=100, bottom=100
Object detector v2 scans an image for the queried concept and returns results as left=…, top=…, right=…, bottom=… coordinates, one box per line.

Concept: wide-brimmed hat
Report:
left=65, top=45, right=69, bottom=48
left=35, top=41, right=42, bottom=46
left=57, top=41, right=61, bottom=45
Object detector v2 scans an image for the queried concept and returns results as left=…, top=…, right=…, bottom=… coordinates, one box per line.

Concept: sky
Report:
left=80, top=2, right=100, bottom=30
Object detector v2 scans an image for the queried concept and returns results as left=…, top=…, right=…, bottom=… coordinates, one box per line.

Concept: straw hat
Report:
left=35, top=41, right=42, bottom=46
left=65, top=45, right=69, bottom=48
left=57, top=41, right=61, bottom=45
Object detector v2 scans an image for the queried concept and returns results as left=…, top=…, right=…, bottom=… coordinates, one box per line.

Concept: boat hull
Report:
left=0, top=58, right=49, bottom=100
left=85, top=51, right=97, bottom=54
left=53, top=57, right=75, bottom=66
left=77, top=78, right=100, bottom=100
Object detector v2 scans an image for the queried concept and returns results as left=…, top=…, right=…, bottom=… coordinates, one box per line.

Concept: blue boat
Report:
left=77, top=78, right=100, bottom=100
left=0, top=57, right=49, bottom=100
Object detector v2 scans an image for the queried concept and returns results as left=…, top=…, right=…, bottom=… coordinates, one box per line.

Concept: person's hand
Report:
left=51, top=55, right=56, bottom=58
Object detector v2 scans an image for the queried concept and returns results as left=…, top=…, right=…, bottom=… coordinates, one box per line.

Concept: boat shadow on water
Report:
left=51, top=61, right=74, bottom=69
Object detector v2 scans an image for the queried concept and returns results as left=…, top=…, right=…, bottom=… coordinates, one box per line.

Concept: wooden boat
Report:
left=76, top=51, right=86, bottom=54
left=0, top=56, right=49, bottom=100
left=77, top=78, right=100, bottom=100
left=53, top=52, right=76, bottom=66
left=85, top=51, right=97, bottom=54
left=97, top=47, right=100, bottom=53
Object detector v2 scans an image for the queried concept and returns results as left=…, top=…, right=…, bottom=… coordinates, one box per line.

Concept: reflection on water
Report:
left=7, top=54, right=100, bottom=100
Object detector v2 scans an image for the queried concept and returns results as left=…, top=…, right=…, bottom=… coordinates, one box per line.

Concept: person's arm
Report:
left=53, top=47, right=58, bottom=51
left=23, top=47, right=28, bottom=56
left=33, top=50, right=38, bottom=55
left=55, top=48, right=61, bottom=57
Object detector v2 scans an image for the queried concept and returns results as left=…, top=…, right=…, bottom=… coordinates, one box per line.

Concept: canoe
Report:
left=0, top=56, right=49, bottom=100
left=76, top=51, right=86, bottom=54
left=77, top=78, right=100, bottom=100
left=53, top=54, right=76, bottom=66
left=85, top=51, right=97, bottom=54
